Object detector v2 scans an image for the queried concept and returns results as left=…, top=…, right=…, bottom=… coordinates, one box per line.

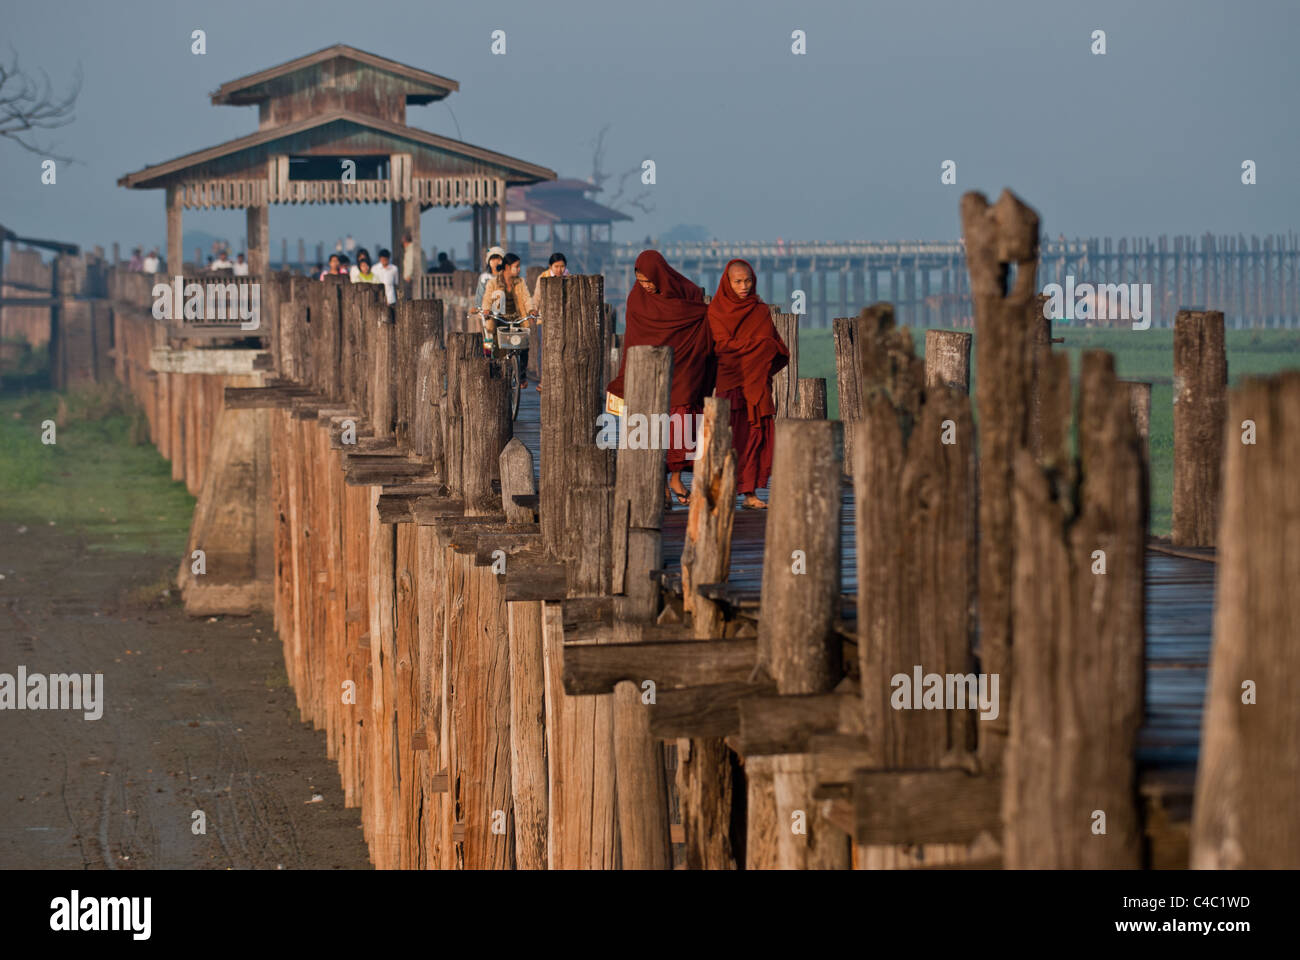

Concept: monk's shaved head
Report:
left=727, top=262, right=755, bottom=298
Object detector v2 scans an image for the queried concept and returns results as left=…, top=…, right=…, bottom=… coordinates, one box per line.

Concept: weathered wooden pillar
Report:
left=442, top=333, right=480, bottom=501
left=366, top=485, right=400, bottom=867
left=1122, top=380, right=1152, bottom=468
left=961, top=189, right=1041, bottom=770
left=1172, top=309, right=1227, bottom=547
left=460, top=354, right=512, bottom=515
left=752, top=419, right=848, bottom=870
left=246, top=204, right=269, bottom=277
left=1004, top=351, right=1145, bottom=868
left=609, top=345, right=674, bottom=869
left=1191, top=372, right=1300, bottom=867
left=540, top=275, right=614, bottom=587
left=854, top=314, right=978, bottom=868
left=165, top=186, right=183, bottom=274
left=367, top=292, right=395, bottom=443
left=832, top=316, right=863, bottom=475
left=414, top=336, right=446, bottom=478
left=675, top=396, right=739, bottom=869
left=1026, top=293, right=1053, bottom=462
left=538, top=274, right=618, bottom=868
left=770, top=309, right=799, bottom=417
left=793, top=378, right=827, bottom=418
left=499, top=438, right=547, bottom=870
left=923, top=329, right=972, bottom=393
left=448, top=369, right=515, bottom=867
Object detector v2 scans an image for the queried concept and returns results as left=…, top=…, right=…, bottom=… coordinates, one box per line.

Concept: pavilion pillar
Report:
left=247, top=204, right=269, bottom=276
left=470, top=205, right=481, bottom=272
left=498, top=192, right=508, bottom=253
left=391, top=200, right=421, bottom=282
left=166, top=186, right=183, bottom=275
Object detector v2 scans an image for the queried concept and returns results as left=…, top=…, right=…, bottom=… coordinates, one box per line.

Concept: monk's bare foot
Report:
left=669, top=472, right=690, bottom=504
left=742, top=492, right=766, bottom=510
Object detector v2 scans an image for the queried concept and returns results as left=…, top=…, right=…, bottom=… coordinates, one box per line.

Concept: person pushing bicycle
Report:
left=480, top=253, right=535, bottom=387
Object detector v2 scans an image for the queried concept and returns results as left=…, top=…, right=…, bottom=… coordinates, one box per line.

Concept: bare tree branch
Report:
left=588, top=123, right=656, bottom=215
left=0, top=49, right=81, bottom=162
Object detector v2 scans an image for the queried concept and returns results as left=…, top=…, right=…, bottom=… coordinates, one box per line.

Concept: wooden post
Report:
left=166, top=186, right=183, bottom=275
left=499, top=438, right=547, bottom=869
left=247, top=205, right=269, bottom=277
left=442, top=333, right=480, bottom=500
left=1172, top=309, right=1227, bottom=547
left=1026, top=294, right=1053, bottom=461
left=537, top=274, right=618, bottom=868
left=459, top=354, right=512, bottom=516
left=1191, top=371, right=1300, bottom=867
left=1122, top=380, right=1152, bottom=469
left=832, top=316, right=863, bottom=475
left=539, top=274, right=614, bottom=589
left=393, top=300, right=441, bottom=454
left=770, top=309, right=799, bottom=417
left=793, top=378, right=827, bottom=419
left=753, top=419, right=848, bottom=869
left=1004, top=351, right=1145, bottom=868
left=854, top=314, right=978, bottom=868
left=961, top=189, right=1041, bottom=770
left=609, top=345, right=674, bottom=870
left=923, top=329, right=971, bottom=393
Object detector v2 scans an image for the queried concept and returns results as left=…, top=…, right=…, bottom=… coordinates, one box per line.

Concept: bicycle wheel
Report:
left=509, top=353, right=521, bottom=421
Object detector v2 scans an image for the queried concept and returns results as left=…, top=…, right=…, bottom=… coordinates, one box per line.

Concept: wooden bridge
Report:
left=91, top=188, right=1298, bottom=870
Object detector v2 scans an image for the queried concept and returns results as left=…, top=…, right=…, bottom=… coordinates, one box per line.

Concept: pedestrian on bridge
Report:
left=606, top=249, right=713, bottom=508
left=706, top=258, right=789, bottom=509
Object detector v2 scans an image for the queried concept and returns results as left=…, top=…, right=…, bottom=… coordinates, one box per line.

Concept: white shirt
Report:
left=142, top=255, right=159, bottom=273
left=373, top=262, right=399, bottom=304
left=232, top=261, right=249, bottom=276
left=212, top=257, right=233, bottom=270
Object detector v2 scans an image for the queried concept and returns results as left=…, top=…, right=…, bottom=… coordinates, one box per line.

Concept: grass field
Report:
left=798, top=326, right=1300, bottom=535
left=0, top=380, right=195, bottom=557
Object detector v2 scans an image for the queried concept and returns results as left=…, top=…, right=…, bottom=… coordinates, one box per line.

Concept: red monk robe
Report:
left=607, top=250, right=713, bottom=495
left=706, top=259, right=790, bottom=505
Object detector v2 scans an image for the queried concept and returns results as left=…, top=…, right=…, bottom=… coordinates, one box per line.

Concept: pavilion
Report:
left=451, top=178, right=632, bottom=273
left=118, top=44, right=555, bottom=274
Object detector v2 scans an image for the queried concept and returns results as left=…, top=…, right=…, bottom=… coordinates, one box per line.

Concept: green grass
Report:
left=0, top=382, right=195, bottom=556
left=797, top=326, right=1300, bottom=536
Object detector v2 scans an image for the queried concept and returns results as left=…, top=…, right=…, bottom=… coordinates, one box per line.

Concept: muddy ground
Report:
left=0, top=523, right=371, bottom=869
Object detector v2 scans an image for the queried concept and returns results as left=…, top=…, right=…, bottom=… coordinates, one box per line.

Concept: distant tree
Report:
left=588, top=123, right=655, bottom=216
left=660, top=224, right=711, bottom=244
left=0, top=51, right=81, bottom=161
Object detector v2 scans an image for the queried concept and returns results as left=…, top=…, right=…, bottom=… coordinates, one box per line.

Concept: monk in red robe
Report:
left=707, top=259, right=790, bottom=509
left=607, top=250, right=713, bottom=506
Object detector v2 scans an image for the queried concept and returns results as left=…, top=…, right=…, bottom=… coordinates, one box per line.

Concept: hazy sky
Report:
left=1, top=0, right=1295, bottom=256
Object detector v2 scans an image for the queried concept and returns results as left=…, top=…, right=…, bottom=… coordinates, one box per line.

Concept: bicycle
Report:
left=472, top=310, right=537, bottom=422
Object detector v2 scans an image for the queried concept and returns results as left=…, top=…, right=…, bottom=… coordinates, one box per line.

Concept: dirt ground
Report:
left=0, top=523, right=371, bottom=869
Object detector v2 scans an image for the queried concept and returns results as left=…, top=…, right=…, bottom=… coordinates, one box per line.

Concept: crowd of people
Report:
left=606, top=251, right=789, bottom=510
